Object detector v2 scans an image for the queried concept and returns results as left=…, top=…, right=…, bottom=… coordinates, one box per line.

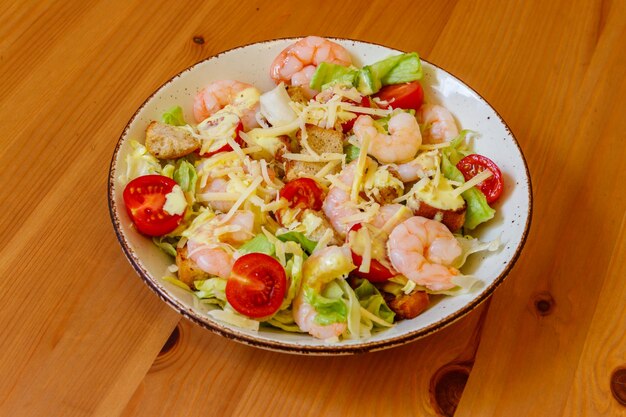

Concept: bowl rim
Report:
left=107, top=36, right=533, bottom=355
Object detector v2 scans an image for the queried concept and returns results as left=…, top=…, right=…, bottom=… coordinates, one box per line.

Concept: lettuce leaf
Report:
left=336, top=279, right=362, bottom=338
left=238, top=234, right=276, bottom=256
left=309, top=62, right=359, bottom=91
left=441, top=132, right=495, bottom=230
left=194, top=278, right=227, bottom=304
left=372, top=52, right=423, bottom=86
left=152, top=235, right=179, bottom=257
left=121, top=140, right=161, bottom=183
left=277, top=231, right=317, bottom=254
left=353, top=279, right=395, bottom=325
left=344, top=144, right=361, bottom=163
left=173, top=159, right=197, bottom=193
left=162, top=106, right=186, bottom=126
left=452, top=235, right=501, bottom=269
left=304, top=285, right=348, bottom=325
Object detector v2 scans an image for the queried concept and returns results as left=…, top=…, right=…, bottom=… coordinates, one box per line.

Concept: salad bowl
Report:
left=108, top=37, right=532, bottom=354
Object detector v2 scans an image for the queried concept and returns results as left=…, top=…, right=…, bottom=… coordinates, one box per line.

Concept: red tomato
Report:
left=280, top=178, right=325, bottom=210
left=123, top=175, right=184, bottom=236
left=342, top=96, right=375, bottom=133
left=374, top=81, right=424, bottom=111
left=226, top=253, right=287, bottom=318
left=276, top=178, right=325, bottom=224
left=347, top=224, right=395, bottom=283
left=456, top=154, right=504, bottom=204
left=199, top=120, right=245, bottom=157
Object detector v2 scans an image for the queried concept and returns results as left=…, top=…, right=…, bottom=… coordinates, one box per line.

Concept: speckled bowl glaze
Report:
left=108, top=38, right=532, bottom=355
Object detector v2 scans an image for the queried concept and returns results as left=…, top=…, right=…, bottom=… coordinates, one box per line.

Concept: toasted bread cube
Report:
left=284, top=124, right=343, bottom=181
left=145, top=121, right=199, bottom=160
left=175, top=247, right=208, bottom=289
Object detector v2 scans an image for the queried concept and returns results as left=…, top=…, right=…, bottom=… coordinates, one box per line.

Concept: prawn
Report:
left=417, top=104, right=459, bottom=144
left=322, top=159, right=368, bottom=236
left=186, top=211, right=255, bottom=279
left=393, top=150, right=439, bottom=182
left=193, top=80, right=260, bottom=130
left=270, top=36, right=352, bottom=99
left=387, top=216, right=462, bottom=291
left=293, top=245, right=352, bottom=339
left=352, top=113, right=422, bottom=164
left=292, top=291, right=347, bottom=339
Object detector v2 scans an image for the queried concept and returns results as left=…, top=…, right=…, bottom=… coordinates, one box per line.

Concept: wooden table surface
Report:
left=2, top=1, right=625, bottom=415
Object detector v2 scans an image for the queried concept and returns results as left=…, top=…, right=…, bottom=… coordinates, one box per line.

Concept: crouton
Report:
left=145, top=121, right=199, bottom=159
left=286, top=86, right=308, bottom=105
left=284, top=124, right=343, bottom=181
left=384, top=291, right=430, bottom=320
left=175, top=247, right=208, bottom=289
left=373, top=185, right=403, bottom=205
left=410, top=200, right=467, bottom=232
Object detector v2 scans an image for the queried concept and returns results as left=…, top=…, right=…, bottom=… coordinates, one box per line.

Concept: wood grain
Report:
left=0, top=0, right=624, bottom=416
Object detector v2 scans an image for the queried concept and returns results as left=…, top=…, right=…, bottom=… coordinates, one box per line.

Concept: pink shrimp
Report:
left=417, top=104, right=459, bottom=144
left=186, top=211, right=255, bottom=279
left=270, top=36, right=352, bottom=99
left=322, top=160, right=366, bottom=237
left=370, top=204, right=412, bottom=231
left=193, top=80, right=260, bottom=130
left=387, top=216, right=462, bottom=291
left=292, top=291, right=347, bottom=339
left=353, top=113, right=422, bottom=164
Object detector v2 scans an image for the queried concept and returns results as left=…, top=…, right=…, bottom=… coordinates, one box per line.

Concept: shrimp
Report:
left=352, top=113, right=422, bottom=164
left=292, top=291, right=347, bottom=339
left=370, top=203, right=412, bottom=232
left=193, top=80, right=260, bottom=130
left=293, top=245, right=353, bottom=339
left=322, top=160, right=366, bottom=236
left=393, top=150, right=439, bottom=182
left=270, top=36, right=352, bottom=99
left=387, top=216, right=462, bottom=291
left=417, top=104, right=459, bottom=144
left=198, top=177, right=233, bottom=213
left=186, top=211, right=255, bottom=279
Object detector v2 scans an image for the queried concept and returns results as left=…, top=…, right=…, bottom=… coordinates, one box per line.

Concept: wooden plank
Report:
left=562, top=213, right=626, bottom=415
left=121, top=305, right=487, bottom=417
left=450, top=0, right=626, bottom=415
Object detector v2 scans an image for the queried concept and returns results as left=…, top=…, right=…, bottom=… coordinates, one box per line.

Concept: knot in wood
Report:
left=532, top=292, right=555, bottom=316
left=430, top=362, right=472, bottom=417
left=158, top=324, right=181, bottom=357
left=192, top=36, right=205, bottom=45
left=611, top=367, right=626, bottom=406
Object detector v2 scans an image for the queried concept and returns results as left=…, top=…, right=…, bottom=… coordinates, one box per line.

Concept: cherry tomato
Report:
left=199, top=120, right=245, bottom=157
left=347, top=224, right=395, bottom=283
left=342, top=96, right=375, bottom=133
left=276, top=178, right=325, bottom=224
left=280, top=178, right=325, bottom=210
left=374, top=81, right=424, bottom=111
left=456, top=154, right=504, bottom=204
left=226, top=253, right=287, bottom=318
left=123, top=175, right=184, bottom=236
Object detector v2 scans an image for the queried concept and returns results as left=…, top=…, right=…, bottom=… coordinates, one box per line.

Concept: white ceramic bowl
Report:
left=108, top=38, right=532, bottom=354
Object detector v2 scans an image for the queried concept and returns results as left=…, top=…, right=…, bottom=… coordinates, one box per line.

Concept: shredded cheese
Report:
left=351, top=133, right=371, bottom=202
left=197, top=192, right=241, bottom=202
left=248, top=118, right=301, bottom=137
left=419, top=142, right=453, bottom=150
left=313, top=228, right=334, bottom=253
left=281, top=152, right=344, bottom=162
left=219, top=176, right=263, bottom=224
left=339, top=103, right=392, bottom=117
left=314, top=160, right=342, bottom=179
left=358, top=228, right=372, bottom=274
left=452, top=169, right=493, bottom=197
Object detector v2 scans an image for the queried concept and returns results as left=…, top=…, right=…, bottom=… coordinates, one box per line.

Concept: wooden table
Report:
left=2, top=1, right=625, bottom=415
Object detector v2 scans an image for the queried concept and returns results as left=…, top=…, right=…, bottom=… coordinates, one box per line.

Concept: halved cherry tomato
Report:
left=374, top=81, right=424, bottom=111
left=198, top=120, right=245, bottom=157
left=456, top=154, right=504, bottom=204
left=347, top=223, right=395, bottom=283
left=226, top=253, right=287, bottom=318
left=122, top=175, right=184, bottom=236
left=341, top=96, right=375, bottom=133
left=280, top=177, right=325, bottom=210
left=275, top=178, right=325, bottom=224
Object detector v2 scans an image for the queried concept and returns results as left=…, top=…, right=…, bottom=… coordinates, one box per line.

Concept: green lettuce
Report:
left=304, top=285, right=348, bottom=326
left=353, top=279, right=395, bottom=325
left=309, top=62, right=359, bottom=91
left=152, top=235, right=179, bottom=257
left=173, top=159, right=197, bottom=193
left=344, top=144, right=360, bottom=163
left=308, top=53, right=423, bottom=95
left=441, top=132, right=495, bottom=230
left=277, top=231, right=317, bottom=255
left=194, top=278, right=227, bottom=305
left=122, top=140, right=161, bottom=183
left=162, top=106, right=186, bottom=126
left=238, top=234, right=276, bottom=256
left=265, top=309, right=304, bottom=333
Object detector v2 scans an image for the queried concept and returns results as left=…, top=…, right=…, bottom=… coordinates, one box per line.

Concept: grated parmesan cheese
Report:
left=219, top=176, right=263, bottom=224
left=452, top=169, right=493, bottom=197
